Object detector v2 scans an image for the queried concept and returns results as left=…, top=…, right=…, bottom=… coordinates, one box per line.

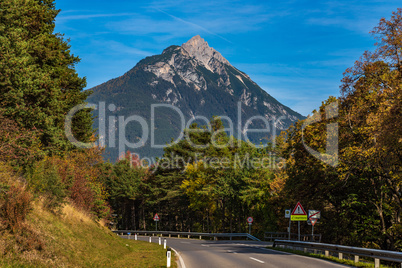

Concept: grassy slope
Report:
left=0, top=201, right=172, bottom=267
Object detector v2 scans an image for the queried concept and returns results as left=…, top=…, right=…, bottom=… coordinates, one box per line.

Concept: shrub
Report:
left=0, top=111, right=43, bottom=169
left=0, top=184, right=32, bottom=233
left=28, top=158, right=66, bottom=212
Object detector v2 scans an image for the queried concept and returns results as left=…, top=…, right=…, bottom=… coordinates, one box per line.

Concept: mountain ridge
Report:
left=88, top=36, right=304, bottom=161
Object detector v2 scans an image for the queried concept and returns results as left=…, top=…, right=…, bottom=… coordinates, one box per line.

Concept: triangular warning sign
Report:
left=153, top=213, right=160, bottom=220
left=311, top=218, right=318, bottom=226
left=291, top=202, right=307, bottom=215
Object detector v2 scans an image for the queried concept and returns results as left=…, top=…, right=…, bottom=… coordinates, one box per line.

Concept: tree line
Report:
left=103, top=9, right=402, bottom=251
left=0, top=0, right=400, bottom=255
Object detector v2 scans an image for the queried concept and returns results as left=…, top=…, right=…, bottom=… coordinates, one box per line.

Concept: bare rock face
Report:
left=139, top=36, right=301, bottom=124
left=181, top=35, right=230, bottom=73
left=143, top=35, right=234, bottom=91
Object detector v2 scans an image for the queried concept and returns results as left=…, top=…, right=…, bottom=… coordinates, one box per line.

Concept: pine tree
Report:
left=0, top=0, right=93, bottom=155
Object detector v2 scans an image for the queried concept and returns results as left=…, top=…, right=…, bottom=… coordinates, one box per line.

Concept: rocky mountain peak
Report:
left=182, top=35, right=207, bottom=50
left=88, top=36, right=304, bottom=160
left=181, top=35, right=230, bottom=72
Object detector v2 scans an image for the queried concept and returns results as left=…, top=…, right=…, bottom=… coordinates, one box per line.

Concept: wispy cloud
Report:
left=103, top=2, right=272, bottom=42
left=306, top=17, right=378, bottom=34
left=302, top=0, right=400, bottom=34
left=57, top=12, right=138, bottom=22
left=155, top=8, right=233, bottom=43
left=100, top=40, right=154, bottom=56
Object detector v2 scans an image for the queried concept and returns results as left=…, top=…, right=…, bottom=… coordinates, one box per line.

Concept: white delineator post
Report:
left=149, top=236, right=152, bottom=243
left=164, top=238, right=167, bottom=249
left=135, top=233, right=137, bottom=240
left=159, top=237, right=161, bottom=245
left=167, top=248, right=171, bottom=267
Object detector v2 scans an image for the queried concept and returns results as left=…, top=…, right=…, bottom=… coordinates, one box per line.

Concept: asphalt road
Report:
left=128, top=235, right=349, bottom=268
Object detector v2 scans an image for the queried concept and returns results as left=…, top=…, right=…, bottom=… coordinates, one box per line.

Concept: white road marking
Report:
left=201, top=244, right=210, bottom=247
left=171, top=247, right=186, bottom=268
left=249, top=257, right=265, bottom=263
left=227, top=250, right=237, bottom=254
left=180, top=242, right=191, bottom=244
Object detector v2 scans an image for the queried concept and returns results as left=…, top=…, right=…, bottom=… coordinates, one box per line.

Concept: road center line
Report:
left=249, top=257, right=265, bottom=263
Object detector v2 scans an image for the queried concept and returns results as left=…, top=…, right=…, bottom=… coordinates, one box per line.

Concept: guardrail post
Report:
left=167, top=248, right=171, bottom=268
left=271, top=239, right=402, bottom=265
left=199, top=235, right=202, bottom=239
left=354, top=255, right=359, bottom=263
left=188, top=235, right=190, bottom=238
left=169, top=234, right=171, bottom=238
left=178, top=234, right=180, bottom=238
left=374, top=258, right=380, bottom=268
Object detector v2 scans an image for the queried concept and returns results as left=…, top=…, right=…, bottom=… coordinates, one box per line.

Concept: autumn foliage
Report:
left=27, top=148, right=110, bottom=218
left=0, top=0, right=401, bottom=260
left=275, top=9, right=402, bottom=250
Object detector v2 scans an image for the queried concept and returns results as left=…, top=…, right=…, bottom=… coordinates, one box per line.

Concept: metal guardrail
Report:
left=265, top=232, right=321, bottom=242
left=113, top=230, right=261, bottom=241
left=273, top=240, right=402, bottom=267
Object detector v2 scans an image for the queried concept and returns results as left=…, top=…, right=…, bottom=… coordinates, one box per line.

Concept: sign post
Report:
left=285, top=209, right=291, bottom=240
left=153, top=213, right=160, bottom=231
left=308, top=210, right=320, bottom=241
left=291, top=202, right=307, bottom=241
left=310, top=218, right=318, bottom=239
left=247, top=217, right=253, bottom=234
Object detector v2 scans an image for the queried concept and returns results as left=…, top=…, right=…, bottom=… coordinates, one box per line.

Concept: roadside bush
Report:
left=0, top=111, right=43, bottom=170
left=27, top=149, right=111, bottom=219
left=0, top=184, right=32, bottom=233
left=28, top=158, right=67, bottom=212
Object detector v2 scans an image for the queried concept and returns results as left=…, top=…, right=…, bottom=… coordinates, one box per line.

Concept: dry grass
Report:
left=0, top=198, right=172, bottom=267
left=0, top=161, right=172, bottom=267
left=61, top=202, right=93, bottom=225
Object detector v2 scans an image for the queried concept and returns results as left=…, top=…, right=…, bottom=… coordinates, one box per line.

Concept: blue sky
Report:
left=55, top=0, right=401, bottom=116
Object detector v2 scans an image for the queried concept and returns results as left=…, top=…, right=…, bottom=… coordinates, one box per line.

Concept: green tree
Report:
left=105, top=158, right=147, bottom=230
left=28, top=157, right=66, bottom=212
left=0, top=0, right=93, bottom=155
